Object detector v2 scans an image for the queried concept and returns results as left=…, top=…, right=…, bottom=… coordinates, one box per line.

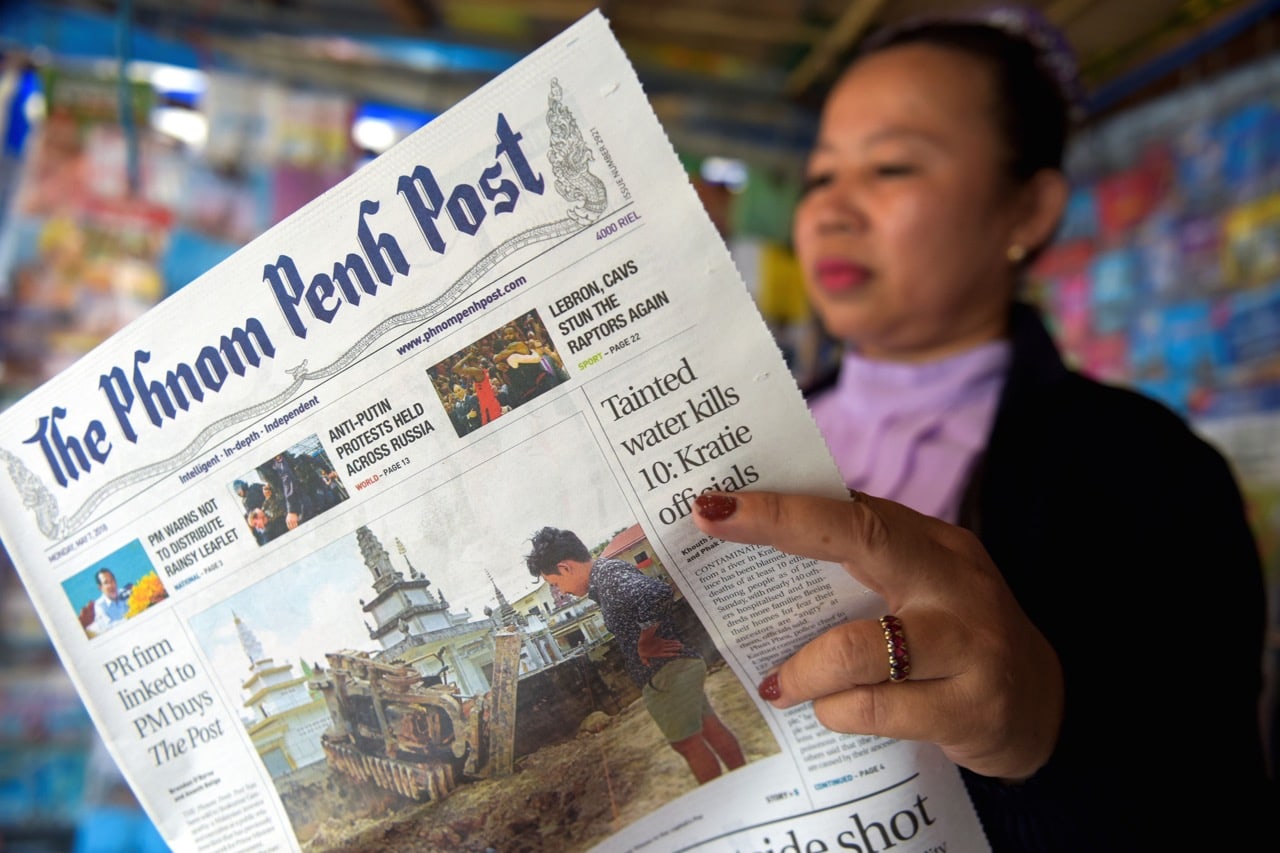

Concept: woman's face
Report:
left=792, top=44, right=1028, bottom=362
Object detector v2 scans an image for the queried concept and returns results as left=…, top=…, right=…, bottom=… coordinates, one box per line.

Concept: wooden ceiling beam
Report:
left=376, top=0, right=438, bottom=32
left=606, top=9, right=825, bottom=46
left=785, top=0, right=887, bottom=97
left=1045, top=0, right=1104, bottom=27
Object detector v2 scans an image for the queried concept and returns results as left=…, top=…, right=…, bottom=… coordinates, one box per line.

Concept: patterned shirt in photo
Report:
left=587, top=557, right=700, bottom=687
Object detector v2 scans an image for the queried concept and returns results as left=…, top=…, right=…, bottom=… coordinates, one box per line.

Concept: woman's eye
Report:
left=874, top=163, right=915, bottom=177
left=800, top=173, right=832, bottom=196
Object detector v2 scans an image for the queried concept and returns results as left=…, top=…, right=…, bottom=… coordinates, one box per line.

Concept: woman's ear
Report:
left=1011, top=169, right=1069, bottom=256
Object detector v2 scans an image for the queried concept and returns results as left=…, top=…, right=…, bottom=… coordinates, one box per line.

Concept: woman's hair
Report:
left=859, top=15, right=1078, bottom=184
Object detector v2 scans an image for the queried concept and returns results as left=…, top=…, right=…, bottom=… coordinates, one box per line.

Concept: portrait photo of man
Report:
left=63, top=539, right=166, bottom=640
left=83, top=567, right=130, bottom=636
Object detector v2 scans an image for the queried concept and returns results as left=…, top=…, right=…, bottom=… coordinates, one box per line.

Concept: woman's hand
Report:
left=691, top=490, right=1063, bottom=781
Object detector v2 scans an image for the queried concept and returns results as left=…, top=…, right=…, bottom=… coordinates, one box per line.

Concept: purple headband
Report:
left=863, top=3, right=1087, bottom=122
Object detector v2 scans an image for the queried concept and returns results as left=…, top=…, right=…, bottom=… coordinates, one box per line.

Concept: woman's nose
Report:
left=810, top=177, right=864, bottom=232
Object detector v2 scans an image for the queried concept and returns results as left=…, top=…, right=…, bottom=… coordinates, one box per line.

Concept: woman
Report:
left=693, top=9, right=1273, bottom=852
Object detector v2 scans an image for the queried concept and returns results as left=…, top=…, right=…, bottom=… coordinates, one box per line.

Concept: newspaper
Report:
left=0, top=12, right=989, bottom=852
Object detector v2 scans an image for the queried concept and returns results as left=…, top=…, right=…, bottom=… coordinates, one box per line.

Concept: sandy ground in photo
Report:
left=301, top=661, right=780, bottom=852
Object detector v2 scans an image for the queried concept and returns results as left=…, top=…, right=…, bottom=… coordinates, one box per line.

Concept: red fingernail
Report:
left=758, top=672, right=780, bottom=701
left=695, top=492, right=737, bottom=521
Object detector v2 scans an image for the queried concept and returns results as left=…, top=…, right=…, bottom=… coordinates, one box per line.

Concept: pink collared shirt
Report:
left=809, top=341, right=1012, bottom=524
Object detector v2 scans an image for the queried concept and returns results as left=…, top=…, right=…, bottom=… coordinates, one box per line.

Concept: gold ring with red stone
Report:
left=880, top=614, right=911, bottom=683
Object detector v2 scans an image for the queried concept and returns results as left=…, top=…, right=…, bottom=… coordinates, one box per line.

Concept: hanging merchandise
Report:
left=1029, top=52, right=1280, bottom=421
left=1222, top=192, right=1280, bottom=289
left=0, top=68, right=170, bottom=400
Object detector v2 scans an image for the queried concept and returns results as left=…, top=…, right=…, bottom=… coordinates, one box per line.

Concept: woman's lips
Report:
left=813, top=258, right=870, bottom=293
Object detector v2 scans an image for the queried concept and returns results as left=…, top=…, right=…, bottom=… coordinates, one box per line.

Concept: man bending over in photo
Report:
left=526, top=526, right=746, bottom=783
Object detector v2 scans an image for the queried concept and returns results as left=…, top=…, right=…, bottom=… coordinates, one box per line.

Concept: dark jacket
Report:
left=808, top=302, right=1273, bottom=851
left=240, top=481, right=265, bottom=514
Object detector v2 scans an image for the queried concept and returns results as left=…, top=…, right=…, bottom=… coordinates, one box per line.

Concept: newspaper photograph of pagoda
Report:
left=187, top=438, right=778, bottom=849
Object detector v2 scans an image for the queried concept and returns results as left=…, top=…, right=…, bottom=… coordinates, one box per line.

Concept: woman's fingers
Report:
left=692, top=489, right=983, bottom=601
left=692, top=488, right=1064, bottom=781
left=763, top=609, right=968, bottom=707
left=807, top=679, right=976, bottom=746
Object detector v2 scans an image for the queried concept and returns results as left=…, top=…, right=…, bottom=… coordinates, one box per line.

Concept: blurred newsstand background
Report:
left=3, top=0, right=1280, bottom=850
left=0, top=3, right=378, bottom=849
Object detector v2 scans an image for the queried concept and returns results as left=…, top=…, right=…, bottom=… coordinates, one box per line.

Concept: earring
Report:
left=1006, top=244, right=1027, bottom=264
